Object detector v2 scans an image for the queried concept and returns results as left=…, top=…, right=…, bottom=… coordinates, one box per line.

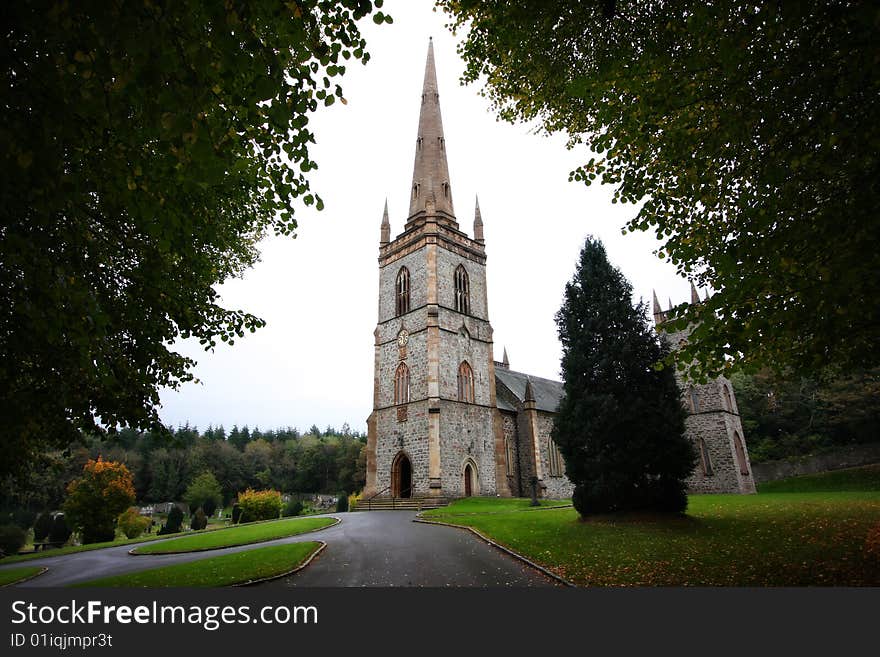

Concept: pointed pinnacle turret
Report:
left=652, top=289, right=666, bottom=326
left=502, top=346, right=509, bottom=368
left=668, top=297, right=673, bottom=312
left=690, top=281, right=700, bottom=304
left=380, top=198, right=390, bottom=245
left=473, top=195, right=484, bottom=243
left=524, top=376, right=535, bottom=403
left=408, top=39, right=455, bottom=222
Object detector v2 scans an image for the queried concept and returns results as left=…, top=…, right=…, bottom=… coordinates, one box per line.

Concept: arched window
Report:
left=548, top=439, right=564, bottom=477
left=454, top=265, right=470, bottom=314
left=457, top=361, right=474, bottom=403
left=394, top=362, right=410, bottom=405
left=689, top=387, right=700, bottom=413
left=733, top=431, right=749, bottom=475
left=698, top=438, right=713, bottom=476
left=505, top=437, right=515, bottom=476
left=396, top=267, right=410, bottom=316
left=723, top=385, right=735, bottom=413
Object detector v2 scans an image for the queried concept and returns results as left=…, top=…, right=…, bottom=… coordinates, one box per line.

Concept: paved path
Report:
left=265, top=512, right=555, bottom=587
left=1, top=512, right=555, bottom=587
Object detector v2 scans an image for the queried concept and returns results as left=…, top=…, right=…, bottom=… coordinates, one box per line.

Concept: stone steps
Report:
left=352, top=496, right=449, bottom=511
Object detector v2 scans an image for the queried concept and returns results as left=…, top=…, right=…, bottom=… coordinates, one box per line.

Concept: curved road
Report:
left=1, top=512, right=556, bottom=587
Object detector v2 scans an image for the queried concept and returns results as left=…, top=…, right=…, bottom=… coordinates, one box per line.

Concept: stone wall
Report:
left=439, top=401, right=497, bottom=496
left=373, top=400, right=431, bottom=496
left=435, top=247, right=488, bottom=320
left=751, top=443, right=880, bottom=483
left=501, top=412, right=520, bottom=496
left=376, top=329, right=428, bottom=407
left=534, top=413, right=574, bottom=499
left=378, top=248, right=428, bottom=323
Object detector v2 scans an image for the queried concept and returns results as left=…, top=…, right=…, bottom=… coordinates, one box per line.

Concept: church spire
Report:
left=408, top=38, right=455, bottom=222
left=473, top=195, right=484, bottom=243
left=502, top=346, right=509, bottom=368
left=690, top=281, right=700, bottom=304
left=380, top=198, right=390, bottom=245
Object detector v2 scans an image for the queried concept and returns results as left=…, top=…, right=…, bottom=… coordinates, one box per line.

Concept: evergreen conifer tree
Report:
left=552, top=237, right=695, bottom=516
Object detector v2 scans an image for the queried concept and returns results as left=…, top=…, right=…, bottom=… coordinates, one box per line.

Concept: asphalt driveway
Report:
left=1, top=512, right=556, bottom=587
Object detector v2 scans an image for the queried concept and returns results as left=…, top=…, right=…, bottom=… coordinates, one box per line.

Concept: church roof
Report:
left=495, top=367, right=564, bottom=413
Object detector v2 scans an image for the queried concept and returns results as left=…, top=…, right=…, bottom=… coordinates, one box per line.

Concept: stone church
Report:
left=363, top=41, right=755, bottom=501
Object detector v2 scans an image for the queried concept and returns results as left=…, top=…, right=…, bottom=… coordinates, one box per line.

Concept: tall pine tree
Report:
left=552, top=238, right=695, bottom=516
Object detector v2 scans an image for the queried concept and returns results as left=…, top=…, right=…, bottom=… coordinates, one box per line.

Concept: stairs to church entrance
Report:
left=353, top=496, right=449, bottom=512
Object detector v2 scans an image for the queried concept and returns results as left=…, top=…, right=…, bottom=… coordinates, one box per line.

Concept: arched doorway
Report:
left=463, top=463, right=474, bottom=497
left=391, top=452, right=412, bottom=498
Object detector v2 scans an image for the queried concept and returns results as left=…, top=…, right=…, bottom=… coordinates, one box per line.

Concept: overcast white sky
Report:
left=158, top=1, right=692, bottom=434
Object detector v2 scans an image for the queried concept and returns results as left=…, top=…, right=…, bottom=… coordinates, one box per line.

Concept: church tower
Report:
left=364, top=41, right=508, bottom=500
left=653, top=286, right=756, bottom=494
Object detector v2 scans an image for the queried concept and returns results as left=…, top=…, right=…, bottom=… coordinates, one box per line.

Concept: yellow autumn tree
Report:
left=63, top=457, right=136, bottom=544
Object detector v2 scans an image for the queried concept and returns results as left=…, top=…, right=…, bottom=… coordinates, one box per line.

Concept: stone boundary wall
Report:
left=751, top=443, right=880, bottom=483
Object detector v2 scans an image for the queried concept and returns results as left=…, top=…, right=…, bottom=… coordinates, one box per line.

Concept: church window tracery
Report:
left=457, top=361, right=474, bottom=403
left=395, top=362, right=410, bottom=404
left=396, top=267, right=410, bottom=316
left=454, top=265, right=470, bottom=314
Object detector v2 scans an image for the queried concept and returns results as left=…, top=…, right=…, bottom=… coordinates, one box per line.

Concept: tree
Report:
left=552, top=238, right=695, bottom=516
left=0, top=1, right=392, bottom=478
left=183, top=471, right=223, bottom=517
left=158, top=504, right=184, bottom=535
left=441, top=1, right=880, bottom=380
left=731, top=366, right=880, bottom=462
left=63, top=457, right=136, bottom=543
left=190, top=507, right=208, bottom=531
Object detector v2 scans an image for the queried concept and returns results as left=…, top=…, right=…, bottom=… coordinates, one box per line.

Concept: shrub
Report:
left=282, top=499, right=304, bottom=518
left=336, top=492, right=349, bottom=512
left=33, top=511, right=54, bottom=542
left=165, top=505, right=184, bottom=533
left=0, top=524, right=26, bottom=557
left=348, top=492, right=361, bottom=511
left=63, top=457, right=136, bottom=544
left=190, top=508, right=208, bottom=531
left=237, top=489, right=282, bottom=522
left=48, top=514, right=72, bottom=545
left=231, top=503, right=242, bottom=524
left=117, top=508, right=150, bottom=539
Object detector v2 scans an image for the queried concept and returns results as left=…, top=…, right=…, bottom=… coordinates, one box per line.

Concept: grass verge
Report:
left=131, top=516, right=336, bottom=554
left=0, top=566, right=46, bottom=586
left=423, top=492, right=880, bottom=586
left=73, top=542, right=321, bottom=587
left=757, top=464, right=880, bottom=493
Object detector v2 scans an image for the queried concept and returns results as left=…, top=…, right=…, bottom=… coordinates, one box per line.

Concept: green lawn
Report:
left=131, top=516, right=336, bottom=554
left=758, top=464, right=880, bottom=493
left=1, top=527, right=195, bottom=565
left=73, top=542, right=321, bottom=587
left=423, top=492, right=880, bottom=586
left=0, top=566, right=45, bottom=586
left=429, top=497, right=570, bottom=514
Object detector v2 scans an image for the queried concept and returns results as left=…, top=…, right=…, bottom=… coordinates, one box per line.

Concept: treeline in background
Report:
left=1, top=423, right=367, bottom=522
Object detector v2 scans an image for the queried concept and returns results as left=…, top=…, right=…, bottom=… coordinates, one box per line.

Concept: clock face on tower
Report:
left=397, top=329, right=409, bottom=348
